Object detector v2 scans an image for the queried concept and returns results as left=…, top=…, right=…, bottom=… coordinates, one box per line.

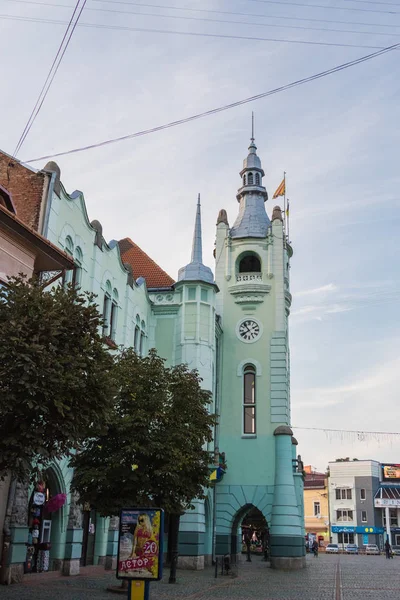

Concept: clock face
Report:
left=238, top=319, right=261, bottom=343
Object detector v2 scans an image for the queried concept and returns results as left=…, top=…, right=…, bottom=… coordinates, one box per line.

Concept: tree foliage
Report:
left=0, top=276, right=115, bottom=480
left=71, top=348, right=215, bottom=516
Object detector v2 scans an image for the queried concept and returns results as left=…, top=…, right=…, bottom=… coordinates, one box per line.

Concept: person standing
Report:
left=385, top=539, right=391, bottom=559
left=312, top=539, right=319, bottom=558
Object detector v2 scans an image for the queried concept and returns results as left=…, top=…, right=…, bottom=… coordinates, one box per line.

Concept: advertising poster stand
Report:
left=116, top=508, right=164, bottom=600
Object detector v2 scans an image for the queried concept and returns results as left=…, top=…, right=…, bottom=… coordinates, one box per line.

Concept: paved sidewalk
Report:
left=0, top=554, right=399, bottom=599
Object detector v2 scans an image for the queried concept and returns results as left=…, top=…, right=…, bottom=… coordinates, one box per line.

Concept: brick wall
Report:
left=0, top=152, right=47, bottom=232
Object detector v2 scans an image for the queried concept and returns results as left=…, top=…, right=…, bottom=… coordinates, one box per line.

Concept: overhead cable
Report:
left=25, top=42, right=400, bottom=163
left=9, top=0, right=400, bottom=29
left=245, top=0, right=400, bottom=15
left=13, top=0, right=87, bottom=157
left=0, top=13, right=389, bottom=49
left=4, top=0, right=400, bottom=38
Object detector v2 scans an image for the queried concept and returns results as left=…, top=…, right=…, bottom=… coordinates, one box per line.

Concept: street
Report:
left=0, top=554, right=399, bottom=600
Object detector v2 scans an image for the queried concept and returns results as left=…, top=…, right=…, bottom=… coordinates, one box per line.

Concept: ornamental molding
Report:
left=229, top=283, right=271, bottom=305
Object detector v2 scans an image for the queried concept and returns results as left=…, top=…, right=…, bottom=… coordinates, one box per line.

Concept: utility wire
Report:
left=5, top=0, right=400, bottom=38
left=0, top=13, right=389, bottom=49
left=245, top=0, right=400, bottom=15
left=292, top=426, right=400, bottom=437
left=25, top=42, right=400, bottom=163
left=89, top=0, right=400, bottom=29
left=13, top=0, right=87, bottom=157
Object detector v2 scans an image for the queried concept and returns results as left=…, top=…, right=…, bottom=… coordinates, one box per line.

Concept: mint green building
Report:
left=0, top=134, right=304, bottom=583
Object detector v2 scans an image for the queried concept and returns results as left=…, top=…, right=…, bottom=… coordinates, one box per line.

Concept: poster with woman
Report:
left=117, top=508, right=164, bottom=580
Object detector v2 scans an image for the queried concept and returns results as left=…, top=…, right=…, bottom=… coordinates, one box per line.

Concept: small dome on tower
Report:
left=216, top=209, right=229, bottom=226
left=272, top=206, right=283, bottom=222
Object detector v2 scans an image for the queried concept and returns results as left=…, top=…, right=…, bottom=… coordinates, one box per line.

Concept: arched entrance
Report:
left=231, top=505, right=268, bottom=557
left=25, top=465, right=67, bottom=574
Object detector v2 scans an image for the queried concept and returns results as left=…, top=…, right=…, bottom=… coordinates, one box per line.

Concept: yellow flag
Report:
left=272, top=179, right=285, bottom=199
left=210, top=469, right=217, bottom=481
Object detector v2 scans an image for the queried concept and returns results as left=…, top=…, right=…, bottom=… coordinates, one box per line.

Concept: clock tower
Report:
left=213, top=131, right=305, bottom=568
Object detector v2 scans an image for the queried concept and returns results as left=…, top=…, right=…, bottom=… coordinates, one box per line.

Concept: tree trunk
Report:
left=168, top=514, right=181, bottom=584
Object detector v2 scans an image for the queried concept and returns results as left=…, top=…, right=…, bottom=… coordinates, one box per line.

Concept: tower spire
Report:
left=191, top=193, right=203, bottom=264
left=177, top=195, right=214, bottom=284
left=251, top=111, right=254, bottom=143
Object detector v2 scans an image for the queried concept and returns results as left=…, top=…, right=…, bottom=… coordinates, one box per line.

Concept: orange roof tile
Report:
left=119, top=237, right=175, bottom=289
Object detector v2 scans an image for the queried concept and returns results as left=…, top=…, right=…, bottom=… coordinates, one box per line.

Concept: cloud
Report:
left=296, top=283, right=338, bottom=297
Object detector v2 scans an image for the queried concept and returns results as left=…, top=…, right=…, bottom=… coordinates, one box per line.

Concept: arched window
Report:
left=63, top=236, right=74, bottom=286
left=102, top=280, right=112, bottom=337
left=134, top=315, right=140, bottom=352
left=255, top=173, right=260, bottom=185
left=239, top=254, right=261, bottom=273
left=243, top=175, right=246, bottom=186
left=73, top=247, right=83, bottom=289
left=243, top=365, right=256, bottom=434
left=247, top=172, right=253, bottom=185
left=140, top=320, right=146, bottom=356
left=109, top=289, right=119, bottom=341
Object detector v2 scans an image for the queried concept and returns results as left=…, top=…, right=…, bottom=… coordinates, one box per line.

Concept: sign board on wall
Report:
left=117, top=508, right=164, bottom=581
left=374, top=498, right=400, bottom=507
left=381, top=464, right=400, bottom=481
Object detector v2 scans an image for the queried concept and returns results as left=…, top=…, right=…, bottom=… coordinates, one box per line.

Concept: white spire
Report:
left=178, top=195, right=214, bottom=284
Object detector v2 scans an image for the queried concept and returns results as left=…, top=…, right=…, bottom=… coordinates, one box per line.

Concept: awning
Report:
left=374, top=486, right=400, bottom=507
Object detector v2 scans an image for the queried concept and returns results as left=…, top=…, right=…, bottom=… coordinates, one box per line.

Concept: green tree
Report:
left=70, top=348, right=215, bottom=516
left=0, top=276, right=115, bottom=480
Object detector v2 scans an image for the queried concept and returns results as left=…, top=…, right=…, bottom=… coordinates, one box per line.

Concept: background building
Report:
left=0, top=133, right=305, bottom=581
left=303, top=466, right=329, bottom=547
left=328, top=460, right=383, bottom=549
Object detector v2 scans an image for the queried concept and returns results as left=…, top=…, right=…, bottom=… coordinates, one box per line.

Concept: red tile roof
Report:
left=119, top=237, right=175, bottom=289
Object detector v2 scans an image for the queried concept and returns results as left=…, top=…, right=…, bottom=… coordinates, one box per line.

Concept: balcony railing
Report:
left=236, top=272, right=262, bottom=283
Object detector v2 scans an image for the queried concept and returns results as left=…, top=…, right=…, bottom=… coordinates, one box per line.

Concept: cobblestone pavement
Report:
left=0, top=554, right=399, bottom=599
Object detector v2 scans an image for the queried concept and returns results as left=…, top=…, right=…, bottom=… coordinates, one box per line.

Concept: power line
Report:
left=245, top=0, right=400, bottom=15
left=1, top=13, right=388, bottom=49
left=89, top=0, right=400, bottom=29
left=5, top=0, right=400, bottom=38
left=293, top=426, right=400, bottom=436
left=24, top=42, right=400, bottom=163
left=13, top=0, right=87, bottom=157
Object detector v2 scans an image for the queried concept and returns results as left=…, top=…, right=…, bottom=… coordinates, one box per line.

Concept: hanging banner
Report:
left=117, top=508, right=164, bottom=581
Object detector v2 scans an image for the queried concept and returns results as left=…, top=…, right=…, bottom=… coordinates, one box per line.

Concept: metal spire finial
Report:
left=191, top=193, right=203, bottom=264
left=251, top=112, right=254, bottom=142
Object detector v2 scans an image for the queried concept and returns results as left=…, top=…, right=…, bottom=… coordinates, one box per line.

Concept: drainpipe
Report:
left=0, top=479, right=17, bottom=585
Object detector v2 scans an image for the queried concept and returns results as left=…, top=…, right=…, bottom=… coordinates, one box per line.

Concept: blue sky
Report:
left=1, top=0, right=399, bottom=470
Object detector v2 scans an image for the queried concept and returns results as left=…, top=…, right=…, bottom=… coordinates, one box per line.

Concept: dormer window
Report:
left=248, top=172, right=253, bottom=185
left=255, top=173, right=260, bottom=185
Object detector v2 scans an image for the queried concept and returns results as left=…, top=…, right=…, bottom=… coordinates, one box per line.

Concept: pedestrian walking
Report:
left=312, top=539, right=319, bottom=558
left=384, top=539, right=391, bottom=559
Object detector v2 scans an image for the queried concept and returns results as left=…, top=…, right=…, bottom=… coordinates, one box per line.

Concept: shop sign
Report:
left=381, top=464, right=400, bottom=481
left=355, top=526, right=384, bottom=534
left=332, top=526, right=355, bottom=533
left=374, top=498, right=400, bottom=507
left=117, top=508, right=164, bottom=581
left=33, top=492, right=45, bottom=506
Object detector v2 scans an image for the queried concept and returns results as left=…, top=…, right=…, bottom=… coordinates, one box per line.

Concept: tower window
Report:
left=243, top=175, right=246, bottom=186
left=255, top=173, right=260, bottom=185
left=239, top=254, right=261, bottom=273
left=248, top=172, right=253, bottom=185
left=243, top=364, right=256, bottom=434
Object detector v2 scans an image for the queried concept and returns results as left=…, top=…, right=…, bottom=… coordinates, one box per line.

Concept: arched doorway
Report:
left=25, top=466, right=67, bottom=574
left=231, top=505, right=268, bottom=557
